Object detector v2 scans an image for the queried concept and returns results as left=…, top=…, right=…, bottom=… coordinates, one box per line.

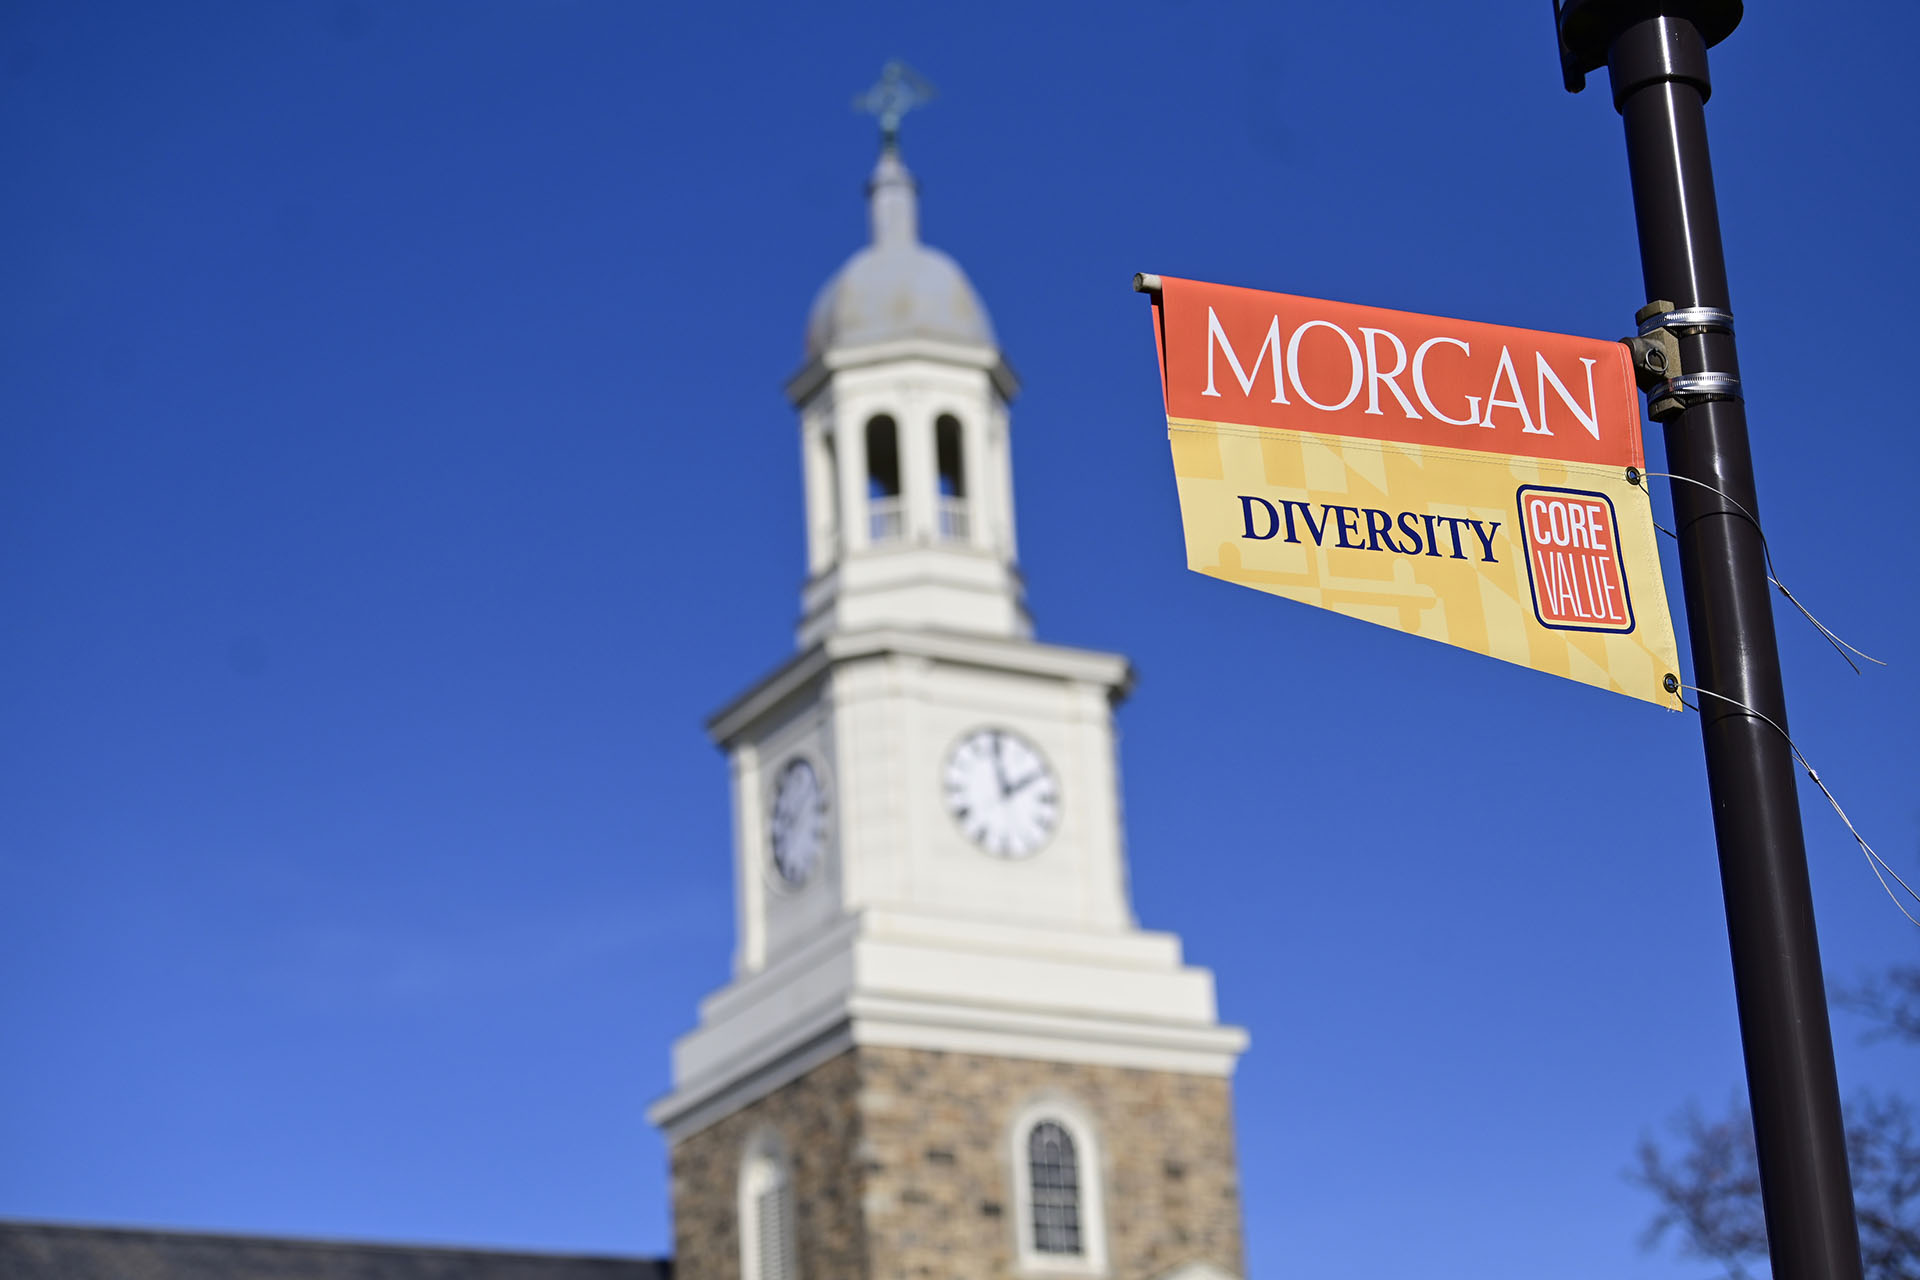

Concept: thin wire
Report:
left=1633, top=470, right=1886, bottom=673
left=1640, top=469, right=1882, bottom=671
left=1682, top=681, right=1920, bottom=928
left=1772, top=578, right=1883, bottom=671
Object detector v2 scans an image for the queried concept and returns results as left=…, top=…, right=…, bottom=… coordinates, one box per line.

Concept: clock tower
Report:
left=649, top=80, right=1248, bottom=1280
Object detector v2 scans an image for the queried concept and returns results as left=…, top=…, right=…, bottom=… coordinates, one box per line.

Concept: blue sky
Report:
left=2, top=2, right=1915, bottom=1276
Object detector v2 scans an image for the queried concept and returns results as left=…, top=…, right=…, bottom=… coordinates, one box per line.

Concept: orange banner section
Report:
left=1148, top=275, right=1681, bottom=708
left=1155, top=275, right=1643, bottom=470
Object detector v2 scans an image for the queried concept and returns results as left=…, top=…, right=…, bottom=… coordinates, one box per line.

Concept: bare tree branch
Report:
left=1631, top=1098, right=1767, bottom=1280
left=1849, top=1094, right=1920, bottom=1280
left=1633, top=1093, right=1920, bottom=1280
left=1835, top=966, right=1920, bottom=1047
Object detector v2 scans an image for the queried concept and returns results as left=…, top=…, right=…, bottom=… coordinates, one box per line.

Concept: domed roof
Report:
left=805, top=146, right=996, bottom=359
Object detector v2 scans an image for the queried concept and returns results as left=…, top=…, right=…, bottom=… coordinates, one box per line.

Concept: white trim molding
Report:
left=738, top=1127, right=798, bottom=1280
left=1153, top=1265, right=1240, bottom=1280
left=646, top=907, right=1250, bottom=1143
left=1008, top=1094, right=1108, bottom=1277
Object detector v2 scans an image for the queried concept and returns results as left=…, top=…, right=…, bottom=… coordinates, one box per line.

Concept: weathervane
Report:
left=854, top=60, right=934, bottom=149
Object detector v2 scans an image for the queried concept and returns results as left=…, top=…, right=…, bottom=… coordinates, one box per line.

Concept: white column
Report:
left=801, top=410, right=836, bottom=576
left=898, top=383, right=937, bottom=545
left=960, top=400, right=991, bottom=551
left=837, top=399, right=871, bottom=554
left=991, top=394, right=1019, bottom=562
left=731, top=742, right=765, bottom=975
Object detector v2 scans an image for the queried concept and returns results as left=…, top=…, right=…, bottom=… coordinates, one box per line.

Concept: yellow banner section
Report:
left=1170, top=415, right=1683, bottom=708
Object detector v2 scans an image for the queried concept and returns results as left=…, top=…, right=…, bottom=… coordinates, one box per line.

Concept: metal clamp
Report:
left=1638, top=306, right=1735, bottom=336
left=1647, top=370, right=1743, bottom=404
left=1622, top=299, right=1742, bottom=419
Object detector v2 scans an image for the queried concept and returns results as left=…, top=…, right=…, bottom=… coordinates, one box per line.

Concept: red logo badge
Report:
left=1517, top=486, right=1635, bottom=633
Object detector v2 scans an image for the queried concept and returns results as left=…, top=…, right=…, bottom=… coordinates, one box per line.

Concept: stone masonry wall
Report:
left=857, top=1046, right=1243, bottom=1280
left=669, top=1045, right=1244, bottom=1280
left=669, top=1049, right=867, bottom=1280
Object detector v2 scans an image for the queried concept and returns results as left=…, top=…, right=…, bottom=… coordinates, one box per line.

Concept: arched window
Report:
left=1027, top=1121, right=1081, bottom=1254
left=740, top=1136, right=798, bottom=1280
left=935, top=414, right=969, bottom=542
left=865, top=414, right=902, bottom=543
left=1010, top=1103, right=1106, bottom=1273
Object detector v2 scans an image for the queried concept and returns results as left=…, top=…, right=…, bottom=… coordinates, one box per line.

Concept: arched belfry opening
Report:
left=935, top=413, right=968, bottom=542
left=865, top=414, right=901, bottom=543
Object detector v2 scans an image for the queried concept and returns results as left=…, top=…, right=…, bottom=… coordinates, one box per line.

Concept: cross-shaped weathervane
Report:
left=854, top=60, right=935, bottom=147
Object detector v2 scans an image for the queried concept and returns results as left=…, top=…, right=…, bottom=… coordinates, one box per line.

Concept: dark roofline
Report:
left=2, top=1218, right=656, bottom=1262
left=0, top=1218, right=672, bottom=1278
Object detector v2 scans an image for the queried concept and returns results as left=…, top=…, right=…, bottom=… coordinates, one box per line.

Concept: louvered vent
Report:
left=755, top=1180, right=797, bottom=1280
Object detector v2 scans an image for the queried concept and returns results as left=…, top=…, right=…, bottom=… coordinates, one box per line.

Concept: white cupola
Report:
left=802, top=146, right=995, bottom=357
left=785, top=138, right=1028, bottom=646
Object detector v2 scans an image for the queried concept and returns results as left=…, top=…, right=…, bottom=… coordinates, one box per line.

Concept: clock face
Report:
left=768, top=758, right=827, bottom=887
left=943, top=728, right=1059, bottom=859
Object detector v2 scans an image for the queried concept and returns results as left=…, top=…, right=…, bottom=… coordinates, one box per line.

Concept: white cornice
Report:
left=648, top=907, right=1248, bottom=1143
left=649, top=995, right=1249, bottom=1144
left=648, top=1020, right=857, bottom=1144
left=705, top=646, right=833, bottom=750
left=786, top=338, right=1021, bottom=406
left=707, top=628, right=1133, bottom=747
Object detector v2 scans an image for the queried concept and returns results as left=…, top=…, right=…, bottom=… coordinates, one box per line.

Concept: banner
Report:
left=1147, top=275, right=1681, bottom=708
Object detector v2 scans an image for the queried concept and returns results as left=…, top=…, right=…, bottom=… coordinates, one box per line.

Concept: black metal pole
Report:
left=1555, top=5, right=1863, bottom=1277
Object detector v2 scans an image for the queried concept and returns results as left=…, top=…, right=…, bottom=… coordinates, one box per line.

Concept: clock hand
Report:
left=992, top=732, right=1012, bottom=797
left=1003, top=771, right=1048, bottom=795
